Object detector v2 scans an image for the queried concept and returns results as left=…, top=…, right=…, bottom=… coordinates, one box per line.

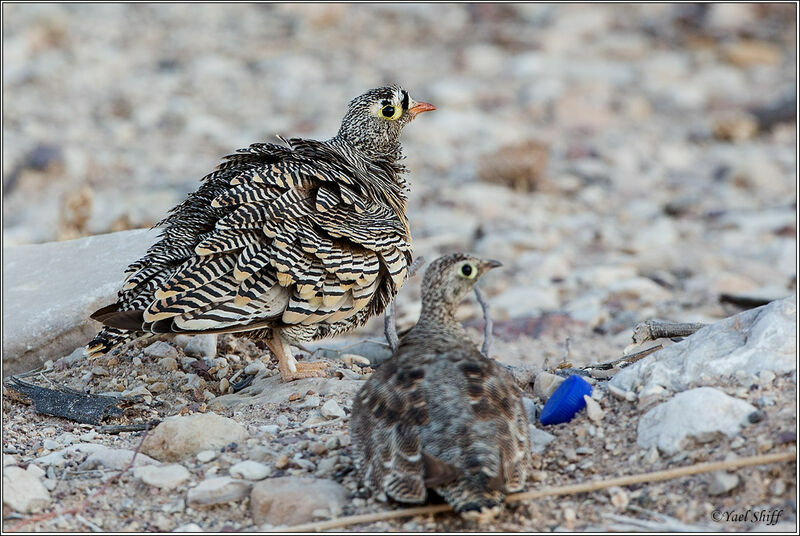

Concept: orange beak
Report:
left=408, top=101, right=436, bottom=118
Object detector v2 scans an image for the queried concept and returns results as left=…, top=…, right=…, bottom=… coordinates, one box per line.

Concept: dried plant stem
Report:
left=632, top=320, right=706, bottom=344
left=279, top=451, right=796, bottom=533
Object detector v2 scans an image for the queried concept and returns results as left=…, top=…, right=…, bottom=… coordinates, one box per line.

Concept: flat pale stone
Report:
left=187, top=477, right=252, bottom=507
left=133, top=463, right=190, bottom=489
left=141, top=413, right=248, bottom=462
left=230, top=460, right=270, bottom=481
left=637, top=387, right=756, bottom=455
left=2, top=228, right=158, bottom=376
left=2, top=465, right=51, bottom=513
left=250, top=477, right=348, bottom=526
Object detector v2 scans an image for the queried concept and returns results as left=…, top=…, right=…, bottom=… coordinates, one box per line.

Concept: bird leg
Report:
left=265, top=334, right=329, bottom=382
left=383, top=256, right=427, bottom=354
left=473, top=286, right=493, bottom=358
left=384, top=300, right=400, bottom=353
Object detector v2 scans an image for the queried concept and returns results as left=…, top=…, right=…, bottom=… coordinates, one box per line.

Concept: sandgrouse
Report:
left=87, top=86, right=435, bottom=382
left=350, top=254, right=532, bottom=523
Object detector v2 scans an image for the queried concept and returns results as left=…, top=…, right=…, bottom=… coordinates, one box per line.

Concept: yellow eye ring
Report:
left=458, top=262, right=478, bottom=279
left=380, top=104, right=402, bottom=121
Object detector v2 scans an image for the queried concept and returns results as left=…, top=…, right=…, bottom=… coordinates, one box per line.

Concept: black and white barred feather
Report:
left=88, top=86, right=428, bottom=357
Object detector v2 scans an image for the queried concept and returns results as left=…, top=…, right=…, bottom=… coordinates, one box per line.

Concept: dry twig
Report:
left=277, top=451, right=796, bottom=532
left=632, top=320, right=706, bottom=344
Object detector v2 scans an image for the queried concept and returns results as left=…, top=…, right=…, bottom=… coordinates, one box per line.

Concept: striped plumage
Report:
left=350, top=254, right=532, bottom=523
left=88, top=86, right=435, bottom=381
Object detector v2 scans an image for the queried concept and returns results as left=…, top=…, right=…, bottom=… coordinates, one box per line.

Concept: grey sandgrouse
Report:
left=87, top=86, right=435, bottom=382
left=350, top=254, right=532, bottom=523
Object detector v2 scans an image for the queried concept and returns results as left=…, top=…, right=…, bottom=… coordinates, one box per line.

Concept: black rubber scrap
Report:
left=4, top=376, right=124, bottom=425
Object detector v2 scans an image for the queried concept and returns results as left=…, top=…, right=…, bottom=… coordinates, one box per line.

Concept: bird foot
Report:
left=279, top=361, right=330, bottom=382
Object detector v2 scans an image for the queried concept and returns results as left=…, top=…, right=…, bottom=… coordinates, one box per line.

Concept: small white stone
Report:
left=79, top=431, right=98, bottom=442
left=730, top=436, right=746, bottom=450
left=758, top=370, right=776, bottom=386
left=3, top=454, right=17, bottom=467
left=42, top=439, right=60, bottom=450
left=259, top=425, right=279, bottom=435
left=197, top=450, right=217, bottom=463
left=708, top=471, right=740, bottom=495
left=2, top=466, right=51, bottom=513
left=608, top=384, right=628, bottom=400
left=245, top=361, right=267, bottom=376
left=276, top=415, right=289, bottom=427
left=583, top=395, right=605, bottom=423
left=533, top=372, right=565, bottom=400
left=174, top=523, right=204, bottom=532
left=529, top=425, right=556, bottom=454
left=187, top=477, right=252, bottom=507
left=230, top=460, right=270, bottom=481
left=320, top=400, right=345, bottom=420
left=300, top=396, right=321, bottom=409
left=26, top=464, right=46, bottom=479
left=133, top=463, right=190, bottom=489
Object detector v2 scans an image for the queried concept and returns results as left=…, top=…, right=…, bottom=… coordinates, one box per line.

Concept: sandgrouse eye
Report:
left=461, top=264, right=473, bottom=277
left=86, top=86, right=435, bottom=383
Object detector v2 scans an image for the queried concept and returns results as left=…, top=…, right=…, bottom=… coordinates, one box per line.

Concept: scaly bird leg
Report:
left=384, top=301, right=400, bottom=354
left=266, top=334, right=329, bottom=382
left=383, top=256, right=427, bottom=354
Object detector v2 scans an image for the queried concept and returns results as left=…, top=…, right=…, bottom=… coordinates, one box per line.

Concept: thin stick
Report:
left=632, top=320, right=706, bottom=344
left=7, top=427, right=151, bottom=532
left=473, top=286, right=493, bottom=358
left=586, top=344, right=663, bottom=371
left=278, top=451, right=795, bottom=532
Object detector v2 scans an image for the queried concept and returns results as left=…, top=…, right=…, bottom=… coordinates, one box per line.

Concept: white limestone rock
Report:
left=637, top=387, right=757, bottom=455
left=612, top=297, right=796, bottom=393
left=2, top=228, right=158, bottom=376
left=141, top=413, right=249, bottom=462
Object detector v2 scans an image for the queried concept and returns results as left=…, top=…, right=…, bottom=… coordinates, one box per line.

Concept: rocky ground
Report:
left=2, top=3, right=797, bottom=533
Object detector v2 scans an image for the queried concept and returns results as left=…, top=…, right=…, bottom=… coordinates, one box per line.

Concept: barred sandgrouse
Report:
left=350, top=254, right=532, bottom=523
left=88, top=86, right=435, bottom=381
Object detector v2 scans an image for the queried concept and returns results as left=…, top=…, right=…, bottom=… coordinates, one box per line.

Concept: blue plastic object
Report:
left=539, top=375, right=593, bottom=425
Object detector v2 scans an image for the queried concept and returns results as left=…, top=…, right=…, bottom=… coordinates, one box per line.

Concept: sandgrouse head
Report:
left=337, top=85, right=435, bottom=156
left=420, top=254, right=502, bottom=315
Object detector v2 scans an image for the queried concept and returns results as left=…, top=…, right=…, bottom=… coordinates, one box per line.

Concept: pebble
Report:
left=643, top=446, right=660, bottom=465
left=187, top=477, right=252, bottom=507
left=259, top=425, right=279, bottom=435
left=708, top=471, right=740, bottom=495
left=79, top=431, right=98, bottom=442
left=175, top=334, right=218, bottom=359
left=276, top=415, right=289, bottom=427
left=3, top=454, right=17, bottom=467
left=2, top=466, right=51, bottom=513
left=174, top=524, right=204, bottom=532
left=26, top=464, right=46, bottom=478
left=144, top=341, right=178, bottom=360
left=250, top=477, right=349, bottom=526
left=529, top=425, right=556, bottom=454
left=316, top=456, right=338, bottom=475
left=320, top=399, right=345, bottom=420
left=42, top=439, right=60, bottom=450
left=141, top=413, right=249, bottom=462
left=275, top=455, right=290, bottom=469
left=158, top=357, right=178, bottom=371
left=609, top=486, right=629, bottom=508
left=533, top=372, right=565, bottom=400
left=758, top=370, right=776, bottom=386
left=636, top=387, right=757, bottom=455
left=729, top=436, right=745, bottom=450
left=230, top=460, right=271, bottom=481
left=756, top=396, right=775, bottom=408
left=245, top=361, right=267, bottom=375
left=770, top=478, right=787, bottom=496
left=219, top=378, right=230, bottom=393
left=299, top=395, right=321, bottom=409
left=133, top=463, right=190, bottom=489
left=583, top=395, right=604, bottom=423
left=197, top=450, right=217, bottom=463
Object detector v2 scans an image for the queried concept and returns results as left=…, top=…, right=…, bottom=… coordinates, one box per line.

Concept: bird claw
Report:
left=280, top=361, right=329, bottom=382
